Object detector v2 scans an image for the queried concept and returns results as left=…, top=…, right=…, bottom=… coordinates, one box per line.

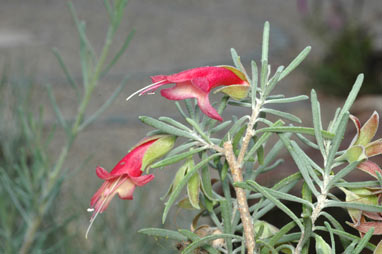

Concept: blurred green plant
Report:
left=298, top=0, right=381, bottom=97
left=309, top=26, right=380, bottom=97
left=0, top=0, right=147, bottom=253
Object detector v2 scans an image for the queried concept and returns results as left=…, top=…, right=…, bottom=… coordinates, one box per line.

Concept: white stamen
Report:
left=87, top=208, right=94, bottom=212
left=125, top=80, right=165, bottom=102
left=85, top=176, right=122, bottom=239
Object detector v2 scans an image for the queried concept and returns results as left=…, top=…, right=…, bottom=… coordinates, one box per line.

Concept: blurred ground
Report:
left=0, top=0, right=382, bottom=252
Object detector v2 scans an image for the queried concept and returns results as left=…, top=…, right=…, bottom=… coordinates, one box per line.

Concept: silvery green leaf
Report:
left=262, top=21, right=270, bottom=63
left=178, top=230, right=220, bottom=254
left=159, top=116, right=192, bottom=132
left=265, top=95, right=308, bottom=104
left=261, top=108, right=301, bottom=123
left=138, top=228, right=187, bottom=242
left=139, top=116, right=195, bottom=140
left=210, top=120, right=232, bottom=134
left=326, top=200, right=382, bottom=213
left=325, top=112, right=349, bottom=174
left=279, top=46, right=311, bottom=81
left=150, top=147, right=206, bottom=168
left=353, top=228, right=374, bottom=254
left=311, top=89, right=326, bottom=157
left=331, top=74, right=363, bottom=133
left=245, top=120, right=283, bottom=161
left=182, top=233, right=242, bottom=254
left=247, top=180, right=304, bottom=231
left=251, top=60, right=258, bottom=107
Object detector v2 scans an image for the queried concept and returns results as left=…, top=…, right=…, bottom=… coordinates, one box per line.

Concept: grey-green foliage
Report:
left=139, top=21, right=380, bottom=254
left=0, top=1, right=149, bottom=253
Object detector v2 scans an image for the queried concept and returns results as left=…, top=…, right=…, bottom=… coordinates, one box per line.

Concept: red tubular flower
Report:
left=139, top=66, right=249, bottom=121
left=86, top=135, right=175, bottom=238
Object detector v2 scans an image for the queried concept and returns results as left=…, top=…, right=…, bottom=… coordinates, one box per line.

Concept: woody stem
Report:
left=224, top=142, right=255, bottom=254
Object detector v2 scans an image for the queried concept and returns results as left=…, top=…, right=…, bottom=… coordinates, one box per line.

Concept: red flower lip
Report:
left=86, top=135, right=175, bottom=238
left=135, top=66, right=249, bottom=121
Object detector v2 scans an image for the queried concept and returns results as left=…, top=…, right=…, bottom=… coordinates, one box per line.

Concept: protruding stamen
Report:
left=87, top=208, right=94, bottom=212
left=85, top=176, right=122, bottom=239
left=125, top=80, right=165, bottom=102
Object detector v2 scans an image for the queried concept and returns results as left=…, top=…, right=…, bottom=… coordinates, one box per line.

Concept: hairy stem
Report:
left=224, top=142, right=255, bottom=254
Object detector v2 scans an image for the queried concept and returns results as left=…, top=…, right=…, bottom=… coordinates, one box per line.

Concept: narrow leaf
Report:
left=245, top=120, right=283, bottom=161
left=279, top=46, right=311, bottom=81
left=52, top=48, right=79, bottom=98
left=353, top=228, right=374, bottom=254
left=265, top=95, right=308, bottom=104
left=261, top=108, right=301, bottom=123
left=325, top=112, right=349, bottom=174
left=139, top=116, right=195, bottom=140
left=101, top=29, right=135, bottom=77
left=150, top=147, right=206, bottom=168
left=311, top=89, right=326, bottom=157
left=78, top=76, right=129, bottom=131
left=327, top=161, right=359, bottom=189
left=138, top=228, right=187, bottom=241
left=257, top=126, right=334, bottom=139
left=182, top=234, right=242, bottom=254
left=251, top=60, right=258, bottom=108
left=178, top=230, right=220, bottom=254
left=332, top=74, right=364, bottom=132
left=262, top=21, right=270, bottom=63
left=247, top=180, right=304, bottom=231
left=159, top=116, right=192, bottom=132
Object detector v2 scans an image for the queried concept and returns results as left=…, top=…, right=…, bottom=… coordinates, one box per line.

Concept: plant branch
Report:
left=224, top=142, right=255, bottom=254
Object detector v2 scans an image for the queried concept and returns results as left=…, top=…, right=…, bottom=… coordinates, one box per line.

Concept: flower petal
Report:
left=164, top=66, right=247, bottom=92
left=90, top=177, right=125, bottom=214
left=130, top=174, right=155, bottom=186
left=350, top=220, right=382, bottom=235
left=116, top=178, right=136, bottom=200
left=349, top=115, right=361, bottom=146
left=355, top=111, right=379, bottom=146
left=110, top=139, right=157, bottom=177
left=366, top=139, right=382, bottom=157
left=358, top=161, right=382, bottom=179
left=364, top=211, right=382, bottom=221
left=96, top=166, right=113, bottom=180
left=161, top=82, right=223, bottom=121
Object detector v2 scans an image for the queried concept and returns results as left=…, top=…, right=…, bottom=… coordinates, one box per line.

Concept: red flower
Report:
left=86, top=135, right=175, bottom=238
left=139, top=66, right=249, bottom=121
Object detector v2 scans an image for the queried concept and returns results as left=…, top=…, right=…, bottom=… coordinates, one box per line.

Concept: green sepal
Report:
left=221, top=161, right=229, bottom=181
left=141, top=135, right=176, bottom=172
left=344, top=145, right=367, bottom=163
left=253, top=220, right=279, bottom=239
left=374, top=241, right=382, bottom=254
left=161, top=161, right=188, bottom=201
left=214, top=85, right=250, bottom=100
left=187, top=159, right=201, bottom=209
left=177, top=196, right=205, bottom=210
